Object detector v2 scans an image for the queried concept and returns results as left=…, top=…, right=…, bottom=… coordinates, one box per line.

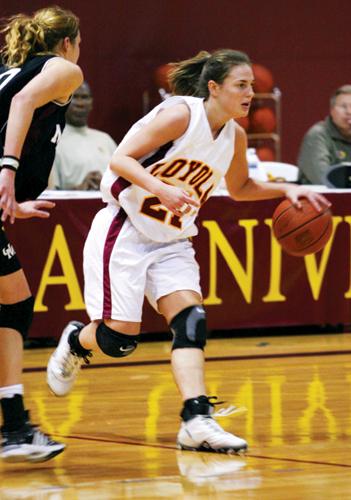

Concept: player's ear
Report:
left=61, top=37, right=72, bottom=53
left=208, top=80, right=220, bottom=97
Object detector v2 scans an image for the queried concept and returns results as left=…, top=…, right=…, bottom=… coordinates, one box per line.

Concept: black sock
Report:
left=181, top=395, right=213, bottom=421
left=68, top=329, right=91, bottom=357
left=1, top=395, right=27, bottom=432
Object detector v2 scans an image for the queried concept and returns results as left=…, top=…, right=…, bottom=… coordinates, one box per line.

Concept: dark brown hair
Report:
left=169, top=49, right=251, bottom=98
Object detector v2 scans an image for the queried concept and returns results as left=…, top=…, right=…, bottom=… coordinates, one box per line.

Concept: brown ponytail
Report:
left=168, top=51, right=211, bottom=97
left=169, top=49, right=251, bottom=98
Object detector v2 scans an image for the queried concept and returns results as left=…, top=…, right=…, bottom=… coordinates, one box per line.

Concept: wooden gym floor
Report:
left=1, top=331, right=351, bottom=499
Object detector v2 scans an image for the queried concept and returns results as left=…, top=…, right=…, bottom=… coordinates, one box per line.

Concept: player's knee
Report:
left=0, top=296, right=34, bottom=340
left=95, top=322, right=139, bottom=358
left=170, top=305, right=207, bottom=351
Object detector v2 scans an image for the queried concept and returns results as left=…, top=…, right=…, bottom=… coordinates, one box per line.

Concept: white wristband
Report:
left=1, top=156, right=20, bottom=171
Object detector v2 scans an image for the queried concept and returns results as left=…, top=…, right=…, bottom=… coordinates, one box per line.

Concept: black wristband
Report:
left=1, top=164, right=18, bottom=172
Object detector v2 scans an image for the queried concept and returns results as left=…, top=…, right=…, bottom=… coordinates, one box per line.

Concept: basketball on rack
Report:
left=250, top=107, right=276, bottom=133
left=153, top=64, right=172, bottom=92
left=235, top=116, right=250, bottom=131
left=256, top=146, right=275, bottom=161
left=252, top=64, right=274, bottom=93
left=272, top=198, right=333, bottom=256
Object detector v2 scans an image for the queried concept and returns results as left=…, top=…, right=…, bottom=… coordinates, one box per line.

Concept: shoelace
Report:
left=207, top=396, right=247, bottom=418
left=60, top=349, right=91, bottom=377
left=32, top=429, right=55, bottom=446
left=80, top=351, right=92, bottom=365
left=2, top=425, right=56, bottom=446
left=61, top=352, right=82, bottom=377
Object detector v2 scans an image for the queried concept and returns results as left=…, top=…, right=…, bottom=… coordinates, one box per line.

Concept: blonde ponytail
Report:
left=1, top=6, right=79, bottom=68
left=1, top=15, right=47, bottom=67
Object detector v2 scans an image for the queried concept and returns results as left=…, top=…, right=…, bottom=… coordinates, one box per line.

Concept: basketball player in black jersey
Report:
left=0, top=6, right=83, bottom=463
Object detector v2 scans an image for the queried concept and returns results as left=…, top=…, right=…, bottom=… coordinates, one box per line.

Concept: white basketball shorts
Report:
left=83, top=205, right=202, bottom=322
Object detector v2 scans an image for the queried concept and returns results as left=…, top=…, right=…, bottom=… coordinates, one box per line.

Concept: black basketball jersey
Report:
left=0, top=55, right=70, bottom=201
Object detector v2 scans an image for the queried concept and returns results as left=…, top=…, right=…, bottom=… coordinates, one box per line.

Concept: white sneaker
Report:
left=177, top=415, right=248, bottom=454
left=47, top=321, right=88, bottom=396
left=1, top=424, right=65, bottom=463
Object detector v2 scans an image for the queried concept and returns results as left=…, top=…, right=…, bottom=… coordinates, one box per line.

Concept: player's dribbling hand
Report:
left=0, top=168, right=16, bottom=223
left=15, top=200, right=56, bottom=219
left=156, top=183, right=200, bottom=216
left=284, top=185, right=332, bottom=212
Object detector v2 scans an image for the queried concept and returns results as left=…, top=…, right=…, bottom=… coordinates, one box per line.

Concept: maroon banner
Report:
left=5, top=191, right=351, bottom=339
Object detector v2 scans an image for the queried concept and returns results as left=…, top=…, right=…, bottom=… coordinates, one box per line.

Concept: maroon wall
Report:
left=2, top=0, right=351, bottom=163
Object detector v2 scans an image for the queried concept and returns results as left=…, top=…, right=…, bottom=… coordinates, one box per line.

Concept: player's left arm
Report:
left=14, top=200, right=56, bottom=219
left=225, top=124, right=330, bottom=211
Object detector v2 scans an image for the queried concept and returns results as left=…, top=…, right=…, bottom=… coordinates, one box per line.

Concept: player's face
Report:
left=330, top=93, right=351, bottom=138
left=213, top=64, right=254, bottom=119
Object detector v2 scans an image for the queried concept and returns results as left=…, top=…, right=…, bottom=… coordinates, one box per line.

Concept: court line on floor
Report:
left=56, top=433, right=351, bottom=469
left=24, top=349, right=351, bottom=373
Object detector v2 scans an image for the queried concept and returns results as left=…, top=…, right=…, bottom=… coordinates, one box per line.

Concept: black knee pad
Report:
left=0, top=296, right=34, bottom=340
left=96, top=322, right=139, bottom=358
left=170, top=305, right=207, bottom=351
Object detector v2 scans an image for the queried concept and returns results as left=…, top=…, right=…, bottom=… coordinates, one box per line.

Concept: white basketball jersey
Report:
left=100, top=96, right=236, bottom=242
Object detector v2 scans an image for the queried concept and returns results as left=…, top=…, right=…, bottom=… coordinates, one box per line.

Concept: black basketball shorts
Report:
left=0, top=226, right=22, bottom=276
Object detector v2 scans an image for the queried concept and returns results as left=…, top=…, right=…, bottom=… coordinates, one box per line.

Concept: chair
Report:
left=323, top=163, right=351, bottom=188
left=259, top=161, right=299, bottom=182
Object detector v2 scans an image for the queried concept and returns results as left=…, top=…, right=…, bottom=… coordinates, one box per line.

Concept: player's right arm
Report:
left=109, top=104, right=199, bottom=216
left=0, top=58, right=83, bottom=222
left=3, top=58, right=82, bottom=160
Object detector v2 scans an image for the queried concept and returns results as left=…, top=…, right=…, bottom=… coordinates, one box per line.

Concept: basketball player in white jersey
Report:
left=47, top=49, right=329, bottom=453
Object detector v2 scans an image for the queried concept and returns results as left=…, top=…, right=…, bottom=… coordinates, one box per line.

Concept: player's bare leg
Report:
left=0, top=271, right=65, bottom=462
left=158, top=290, right=247, bottom=454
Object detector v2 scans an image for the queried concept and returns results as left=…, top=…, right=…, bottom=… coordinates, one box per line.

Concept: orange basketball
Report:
left=256, top=146, right=275, bottom=161
left=250, top=108, right=276, bottom=133
left=235, top=116, right=249, bottom=131
left=272, top=199, right=333, bottom=256
left=153, top=64, right=172, bottom=91
left=252, top=64, right=274, bottom=93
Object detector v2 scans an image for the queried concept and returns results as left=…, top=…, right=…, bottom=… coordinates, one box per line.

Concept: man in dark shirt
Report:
left=298, top=85, right=351, bottom=184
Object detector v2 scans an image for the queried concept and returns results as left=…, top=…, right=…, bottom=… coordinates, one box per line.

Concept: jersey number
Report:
left=51, top=124, right=62, bottom=145
left=0, top=68, right=21, bottom=91
left=140, top=196, right=182, bottom=229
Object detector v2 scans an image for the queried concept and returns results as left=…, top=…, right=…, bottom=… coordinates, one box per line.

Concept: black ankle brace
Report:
left=181, top=395, right=213, bottom=421
left=0, top=394, right=27, bottom=432
left=68, top=329, right=91, bottom=358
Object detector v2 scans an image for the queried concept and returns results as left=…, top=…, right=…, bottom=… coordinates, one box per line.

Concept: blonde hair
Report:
left=0, top=5, right=79, bottom=67
left=169, top=49, right=251, bottom=98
